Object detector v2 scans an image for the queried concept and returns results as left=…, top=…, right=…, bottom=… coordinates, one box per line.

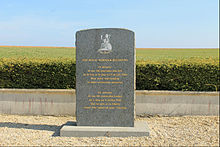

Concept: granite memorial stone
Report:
left=60, top=28, right=149, bottom=137
left=76, top=28, right=135, bottom=127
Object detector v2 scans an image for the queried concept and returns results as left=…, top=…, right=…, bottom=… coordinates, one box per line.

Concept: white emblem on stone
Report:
left=98, top=34, right=112, bottom=54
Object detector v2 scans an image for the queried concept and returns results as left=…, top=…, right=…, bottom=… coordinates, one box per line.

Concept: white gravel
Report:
left=0, top=114, right=219, bottom=146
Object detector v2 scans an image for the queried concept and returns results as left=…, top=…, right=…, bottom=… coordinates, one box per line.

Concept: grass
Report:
left=0, top=46, right=75, bottom=59
left=136, top=48, right=219, bottom=61
left=0, top=46, right=219, bottom=63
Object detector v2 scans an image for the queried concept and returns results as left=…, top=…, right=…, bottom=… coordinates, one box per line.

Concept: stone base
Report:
left=60, top=121, right=150, bottom=137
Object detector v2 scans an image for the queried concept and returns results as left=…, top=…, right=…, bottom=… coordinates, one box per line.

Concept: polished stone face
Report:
left=76, top=28, right=135, bottom=127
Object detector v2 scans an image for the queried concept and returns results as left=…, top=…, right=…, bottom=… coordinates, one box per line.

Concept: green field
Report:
left=0, top=46, right=75, bottom=59
left=136, top=48, right=219, bottom=60
left=0, top=46, right=219, bottom=62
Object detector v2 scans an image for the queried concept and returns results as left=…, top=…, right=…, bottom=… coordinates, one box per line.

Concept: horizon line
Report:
left=0, top=45, right=218, bottom=49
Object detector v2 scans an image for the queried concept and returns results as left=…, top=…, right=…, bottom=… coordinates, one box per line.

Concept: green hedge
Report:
left=136, top=63, right=219, bottom=91
left=0, top=58, right=219, bottom=91
left=0, top=58, right=75, bottom=89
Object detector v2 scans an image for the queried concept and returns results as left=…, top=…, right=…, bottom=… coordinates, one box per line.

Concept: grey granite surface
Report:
left=76, top=28, right=135, bottom=127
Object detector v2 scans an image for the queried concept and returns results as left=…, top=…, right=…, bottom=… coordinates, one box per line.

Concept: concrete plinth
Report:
left=60, top=121, right=150, bottom=137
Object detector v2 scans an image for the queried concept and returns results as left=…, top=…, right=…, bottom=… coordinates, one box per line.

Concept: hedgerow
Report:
left=0, top=58, right=75, bottom=89
left=0, top=58, right=219, bottom=91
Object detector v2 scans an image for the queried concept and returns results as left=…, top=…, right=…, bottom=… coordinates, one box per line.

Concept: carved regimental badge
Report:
left=97, top=34, right=112, bottom=54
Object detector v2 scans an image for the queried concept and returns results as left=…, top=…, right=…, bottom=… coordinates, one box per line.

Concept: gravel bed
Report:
left=0, top=114, right=219, bottom=146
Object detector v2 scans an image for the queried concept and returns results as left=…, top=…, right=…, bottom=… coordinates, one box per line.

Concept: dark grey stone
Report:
left=76, top=28, right=135, bottom=127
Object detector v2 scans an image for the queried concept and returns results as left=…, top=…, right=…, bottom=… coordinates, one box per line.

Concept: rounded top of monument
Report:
left=76, top=28, right=134, bottom=33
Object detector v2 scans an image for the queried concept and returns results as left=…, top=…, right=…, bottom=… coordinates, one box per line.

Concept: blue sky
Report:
left=0, top=0, right=219, bottom=48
